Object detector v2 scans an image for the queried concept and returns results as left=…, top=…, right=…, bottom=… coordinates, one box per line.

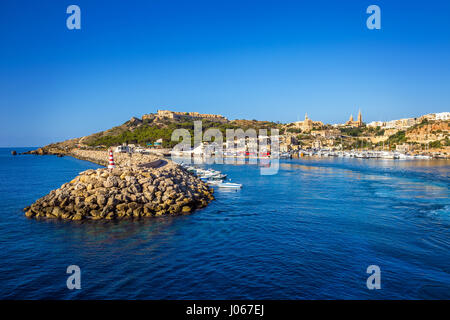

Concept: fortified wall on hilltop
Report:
left=142, top=110, right=228, bottom=123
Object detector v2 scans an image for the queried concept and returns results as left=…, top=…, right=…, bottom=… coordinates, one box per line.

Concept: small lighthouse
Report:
left=108, top=148, right=115, bottom=169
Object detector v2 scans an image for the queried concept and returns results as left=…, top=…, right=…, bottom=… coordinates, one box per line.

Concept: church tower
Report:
left=345, top=109, right=363, bottom=127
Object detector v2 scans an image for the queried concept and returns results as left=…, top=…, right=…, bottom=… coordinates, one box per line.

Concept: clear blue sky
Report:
left=1, top=0, right=449, bottom=146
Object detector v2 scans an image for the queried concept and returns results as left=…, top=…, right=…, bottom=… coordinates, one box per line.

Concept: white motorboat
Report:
left=215, top=182, right=242, bottom=188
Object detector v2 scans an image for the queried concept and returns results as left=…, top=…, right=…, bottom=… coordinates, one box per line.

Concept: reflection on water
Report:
left=0, top=149, right=449, bottom=299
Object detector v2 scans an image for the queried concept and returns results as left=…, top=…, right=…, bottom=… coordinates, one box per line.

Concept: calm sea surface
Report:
left=0, top=148, right=449, bottom=299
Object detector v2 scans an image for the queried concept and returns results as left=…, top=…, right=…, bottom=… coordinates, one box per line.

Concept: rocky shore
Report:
left=23, top=149, right=214, bottom=221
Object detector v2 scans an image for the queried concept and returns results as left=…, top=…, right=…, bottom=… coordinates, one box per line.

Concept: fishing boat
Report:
left=183, top=164, right=240, bottom=187
left=207, top=181, right=242, bottom=188
left=205, top=179, right=221, bottom=185
left=217, top=182, right=242, bottom=188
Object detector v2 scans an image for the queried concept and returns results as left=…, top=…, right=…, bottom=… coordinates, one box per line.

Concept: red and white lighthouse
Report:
left=108, top=148, right=115, bottom=169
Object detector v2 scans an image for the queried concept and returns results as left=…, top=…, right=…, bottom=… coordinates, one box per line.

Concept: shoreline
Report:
left=20, top=146, right=450, bottom=162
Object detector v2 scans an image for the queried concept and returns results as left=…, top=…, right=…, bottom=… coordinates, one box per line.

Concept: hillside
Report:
left=406, top=120, right=449, bottom=143
left=33, top=111, right=282, bottom=153
left=26, top=110, right=450, bottom=157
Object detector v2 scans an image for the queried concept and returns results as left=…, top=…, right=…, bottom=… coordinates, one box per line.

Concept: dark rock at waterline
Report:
left=11, top=150, right=17, bottom=156
left=57, top=154, right=64, bottom=157
left=22, top=147, right=47, bottom=155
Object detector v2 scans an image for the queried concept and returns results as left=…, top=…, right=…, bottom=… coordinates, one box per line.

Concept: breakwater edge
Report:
left=23, top=148, right=214, bottom=221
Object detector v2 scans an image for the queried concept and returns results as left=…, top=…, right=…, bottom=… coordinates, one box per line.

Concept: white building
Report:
left=115, top=145, right=131, bottom=153
left=367, top=121, right=384, bottom=128
left=192, top=143, right=206, bottom=155
left=434, top=112, right=450, bottom=121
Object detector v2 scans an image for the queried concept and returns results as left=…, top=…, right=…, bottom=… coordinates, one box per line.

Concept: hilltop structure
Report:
left=142, top=110, right=228, bottom=123
left=345, top=110, right=364, bottom=127
left=292, top=113, right=324, bottom=131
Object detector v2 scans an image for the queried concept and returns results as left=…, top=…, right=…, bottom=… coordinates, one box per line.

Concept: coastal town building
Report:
left=434, top=112, right=450, bottom=121
left=384, top=118, right=417, bottom=129
left=280, top=135, right=299, bottom=152
left=292, top=113, right=324, bottom=131
left=284, top=135, right=298, bottom=146
left=312, top=140, right=322, bottom=149
left=366, top=121, right=384, bottom=128
left=311, top=129, right=340, bottom=138
left=396, top=143, right=413, bottom=153
left=367, top=112, right=449, bottom=130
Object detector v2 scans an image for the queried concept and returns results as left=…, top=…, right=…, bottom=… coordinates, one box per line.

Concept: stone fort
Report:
left=142, top=110, right=228, bottom=123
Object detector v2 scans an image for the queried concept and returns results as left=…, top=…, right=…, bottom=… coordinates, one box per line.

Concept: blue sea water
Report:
left=0, top=147, right=449, bottom=299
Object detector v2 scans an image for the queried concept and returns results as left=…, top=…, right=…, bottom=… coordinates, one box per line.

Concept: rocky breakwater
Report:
left=69, top=149, right=161, bottom=167
left=24, top=161, right=214, bottom=221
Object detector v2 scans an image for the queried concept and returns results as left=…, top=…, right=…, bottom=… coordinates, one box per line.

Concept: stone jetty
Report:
left=23, top=150, right=214, bottom=221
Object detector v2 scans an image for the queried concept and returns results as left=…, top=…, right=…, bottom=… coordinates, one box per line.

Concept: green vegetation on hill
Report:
left=86, top=119, right=282, bottom=148
left=366, top=126, right=385, bottom=136
left=286, top=127, right=303, bottom=134
left=429, top=140, right=442, bottom=148
left=407, top=118, right=429, bottom=131
left=88, top=125, right=176, bottom=148
left=349, top=139, right=372, bottom=149
left=338, top=126, right=385, bottom=137
left=339, top=127, right=365, bottom=137
left=386, top=130, right=407, bottom=145
left=445, top=137, right=450, bottom=146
